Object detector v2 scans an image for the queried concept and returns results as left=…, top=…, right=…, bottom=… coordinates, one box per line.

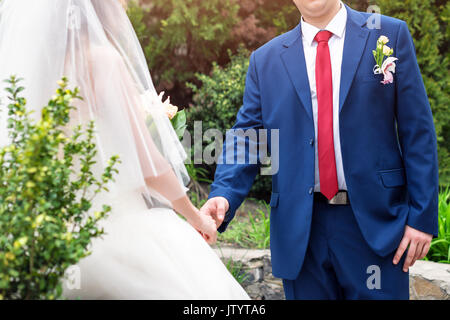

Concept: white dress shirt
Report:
left=301, top=3, right=348, bottom=192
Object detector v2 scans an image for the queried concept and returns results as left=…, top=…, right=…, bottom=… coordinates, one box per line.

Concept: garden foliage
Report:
left=0, top=77, right=119, bottom=299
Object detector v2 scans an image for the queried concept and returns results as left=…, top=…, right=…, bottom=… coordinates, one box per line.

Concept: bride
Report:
left=0, top=0, right=249, bottom=299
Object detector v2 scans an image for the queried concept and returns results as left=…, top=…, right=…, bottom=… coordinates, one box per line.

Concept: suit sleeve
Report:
left=209, top=51, right=263, bottom=233
left=394, top=21, right=439, bottom=236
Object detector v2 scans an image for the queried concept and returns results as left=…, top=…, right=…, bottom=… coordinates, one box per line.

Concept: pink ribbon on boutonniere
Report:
left=372, top=36, right=398, bottom=85
left=373, top=57, right=399, bottom=85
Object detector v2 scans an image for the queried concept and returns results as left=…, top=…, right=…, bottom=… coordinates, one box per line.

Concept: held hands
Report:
left=169, top=195, right=217, bottom=245
left=188, top=210, right=218, bottom=245
left=199, top=197, right=433, bottom=273
left=393, top=225, right=433, bottom=272
left=200, top=197, right=230, bottom=229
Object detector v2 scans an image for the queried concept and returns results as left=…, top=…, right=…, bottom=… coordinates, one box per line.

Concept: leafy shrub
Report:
left=252, top=0, right=300, bottom=36
left=378, top=0, right=450, bottom=184
left=129, top=0, right=240, bottom=106
left=187, top=47, right=249, bottom=133
left=0, top=77, right=119, bottom=300
left=128, top=0, right=299, bottom=106
left=187, top=48, right=271, bottom=198
left=126, top=0, right=150, bottom=46
left=426, top=188, right=450, bottom=263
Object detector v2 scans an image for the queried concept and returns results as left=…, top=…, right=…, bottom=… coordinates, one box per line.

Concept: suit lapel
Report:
left=280, top=24, right=313, bottom=121
left=280, top=6, right=369, bottom=118
left=339, top=6, right=370, bottom=112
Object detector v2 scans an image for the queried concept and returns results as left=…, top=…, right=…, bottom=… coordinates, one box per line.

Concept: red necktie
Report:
left=315, top=30, right=338, bottom=200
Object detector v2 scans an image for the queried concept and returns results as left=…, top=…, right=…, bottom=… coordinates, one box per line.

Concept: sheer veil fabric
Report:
left=0, top=0, right=189, bottom=205
left=0, top=0, right=250, bottom=299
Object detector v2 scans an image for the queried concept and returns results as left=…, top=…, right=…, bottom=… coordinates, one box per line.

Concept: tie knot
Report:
left=314, top=30, right=333, bottom=43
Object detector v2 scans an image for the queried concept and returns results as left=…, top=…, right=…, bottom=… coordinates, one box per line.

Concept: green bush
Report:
left=253, top=0, right=300, bottom=36
left=0, top=77, right=119, bottom=300
left=128, top=0, right=299, bottom=106
left=186, top=48, right=271, bottom=198
left=187, top=48, right=249, bottom=133
left=426, top=188, right=450, bottom=263
left=128, top=0, right=240, bottom=105
left=378, top=0, right=450, bottom=185
left=127, top=0, right=150, bottom=46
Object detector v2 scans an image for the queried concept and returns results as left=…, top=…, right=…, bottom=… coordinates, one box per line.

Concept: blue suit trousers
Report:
left=283, top=200, right=409, bottom=300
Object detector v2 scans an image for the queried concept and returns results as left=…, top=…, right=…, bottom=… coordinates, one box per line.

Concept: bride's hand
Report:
left=188, top=211, right=218, bottom=245
left=170, top=196, right=217, bottom=244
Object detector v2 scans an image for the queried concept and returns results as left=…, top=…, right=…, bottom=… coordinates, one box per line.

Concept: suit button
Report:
left=310, top=138, right=314, bottom=146
left=309, top=187, right=314, bottom=195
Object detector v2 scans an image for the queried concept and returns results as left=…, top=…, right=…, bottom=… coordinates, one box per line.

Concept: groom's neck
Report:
left=298, top=1, right=342, bottom=29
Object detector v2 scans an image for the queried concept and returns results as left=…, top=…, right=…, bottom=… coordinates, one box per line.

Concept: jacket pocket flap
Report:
left=270, top=193, right=279, bottom=208
left=379, top=169, right=406, bottom=187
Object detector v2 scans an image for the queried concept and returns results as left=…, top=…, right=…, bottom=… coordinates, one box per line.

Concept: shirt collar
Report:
left=301, top=2, right=347, bottom=46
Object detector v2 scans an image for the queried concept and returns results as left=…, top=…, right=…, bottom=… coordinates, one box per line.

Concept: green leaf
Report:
left=170, top=109, right=187, bottom=140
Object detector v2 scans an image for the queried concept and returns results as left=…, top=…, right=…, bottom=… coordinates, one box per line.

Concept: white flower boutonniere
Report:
left=373, top=36, right=398, bottom=85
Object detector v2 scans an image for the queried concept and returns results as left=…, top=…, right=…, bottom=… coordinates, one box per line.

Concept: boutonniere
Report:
left=372, top=36, right=398, bottom=85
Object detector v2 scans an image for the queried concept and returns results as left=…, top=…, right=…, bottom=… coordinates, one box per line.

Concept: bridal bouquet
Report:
left=0, top=77, right=120, bottom=300
left=141, top=91, right=186, bottom=141
left=161, top=93, right=187, bottom=140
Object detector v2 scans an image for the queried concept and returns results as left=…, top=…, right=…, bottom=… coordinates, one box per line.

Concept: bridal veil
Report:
left=0, top=0, right=189, bottom=206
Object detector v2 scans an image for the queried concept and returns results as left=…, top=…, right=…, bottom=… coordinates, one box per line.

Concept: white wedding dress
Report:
left=63, top=192, right=249, bottom=300
left=0, top=0, right=249, bottom=300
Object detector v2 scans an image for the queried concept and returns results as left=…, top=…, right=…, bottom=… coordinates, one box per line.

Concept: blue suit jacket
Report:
left=209, top=5, right=439, bottom=280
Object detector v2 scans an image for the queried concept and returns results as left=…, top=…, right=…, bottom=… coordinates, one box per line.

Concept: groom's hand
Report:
left=393, top=225, right=433, bottom=272
left=200, top=197, right=229, bottom=229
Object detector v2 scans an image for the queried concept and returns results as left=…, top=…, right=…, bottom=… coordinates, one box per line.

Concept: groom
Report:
left=201, top=0, right=439, bottom=299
